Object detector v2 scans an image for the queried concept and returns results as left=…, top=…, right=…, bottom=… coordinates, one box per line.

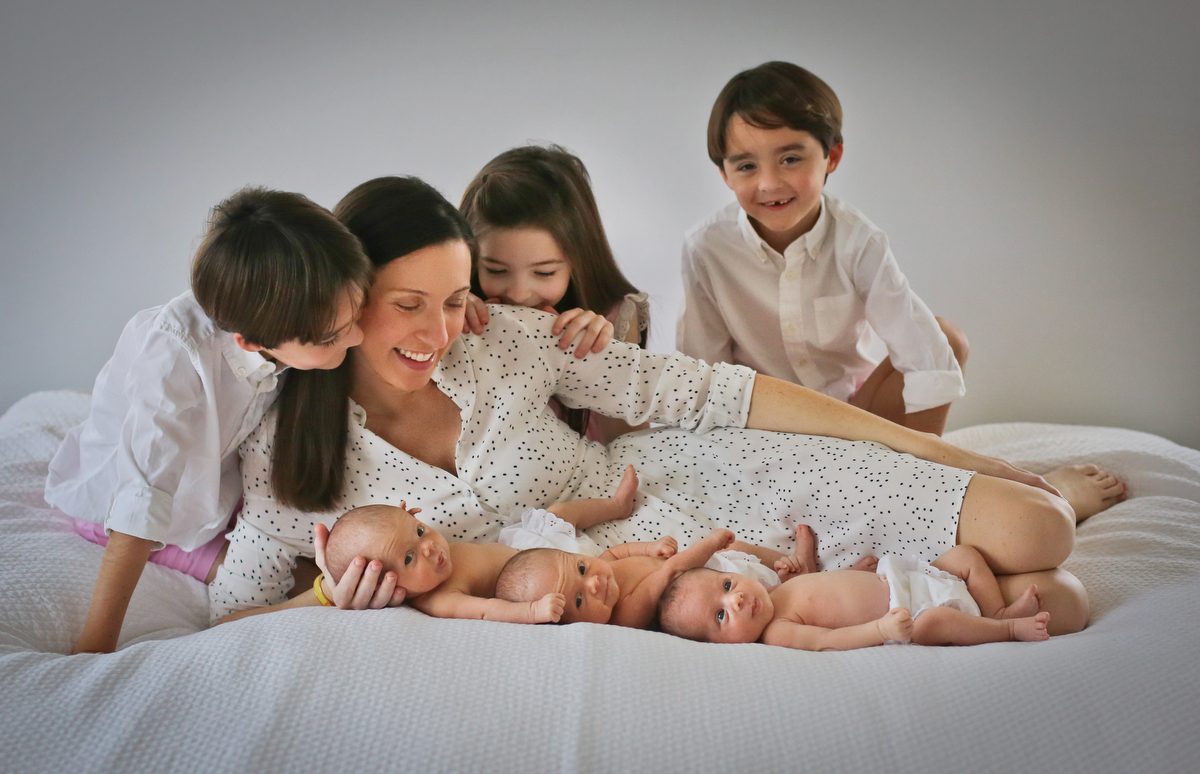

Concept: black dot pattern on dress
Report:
left=209, top=305, right=972, bottom=621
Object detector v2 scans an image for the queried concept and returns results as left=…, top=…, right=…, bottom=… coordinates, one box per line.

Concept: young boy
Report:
left=658, top=543, right=1050, bottom=650
left=45, top=188, right=371, bottom=653
left=494, top=527, right=821, bottom=629
left=678, top=61, right=968, bottom=435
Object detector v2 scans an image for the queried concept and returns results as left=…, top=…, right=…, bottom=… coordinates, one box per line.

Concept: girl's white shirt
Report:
left=44, top=291, right=286, bottom=550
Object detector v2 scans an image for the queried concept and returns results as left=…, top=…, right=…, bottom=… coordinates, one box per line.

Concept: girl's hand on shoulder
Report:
left=464, top=293, right=491, bottom=335
left=551, top=308, right=614, bottom=359
left=313, top=522, right=407, bottom=609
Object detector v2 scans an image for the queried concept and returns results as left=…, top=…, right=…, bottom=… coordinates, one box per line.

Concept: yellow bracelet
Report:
left=313, top=573, right=333, bottom=607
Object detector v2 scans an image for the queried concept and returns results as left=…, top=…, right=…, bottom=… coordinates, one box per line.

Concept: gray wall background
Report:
left=3, top=1, right=1198, bottom=447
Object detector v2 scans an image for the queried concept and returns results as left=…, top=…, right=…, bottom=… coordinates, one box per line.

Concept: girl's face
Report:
left=476, top=227, right=571, bottom=310
left=353, top=240, right=472, bottom=395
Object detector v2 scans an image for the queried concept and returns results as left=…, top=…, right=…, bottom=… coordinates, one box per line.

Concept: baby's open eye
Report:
left=722, top=578, right=732, bottom=591
left=575, top=594, right=583, bottom=609
left=416, top=526, right=425, bottom=537
left=716, top=609, right=726, bottom=623
left=404, top=551, right=414, bottom=566
left=577, top=562, right=586, bottom=576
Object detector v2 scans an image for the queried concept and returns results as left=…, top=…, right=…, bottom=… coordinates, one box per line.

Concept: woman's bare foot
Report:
left=612, top=464, right=639, bottom=519
left=850, top=555, right=879, bottom=572
left=1010, top=611, right=1051, bottom=642
left=997, top=584, right=1041, bottom=619
left=774, top=524, right=819, bottom=581
left=1045, top=464, right=1128, bottom=523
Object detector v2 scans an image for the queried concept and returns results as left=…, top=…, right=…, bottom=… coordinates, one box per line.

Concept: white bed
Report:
left=2, top=390, right=1198, bottom=772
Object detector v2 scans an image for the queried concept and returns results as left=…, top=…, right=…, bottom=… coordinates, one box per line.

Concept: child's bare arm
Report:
left=608, top=530, right=734, bottom=629
left=72, top=531, right=155, bottom=653
left=600, top=536, right=677, bottom=561
left=762, top=608, right=913, bottom=651
left=412, top=589, right=566, bottom=624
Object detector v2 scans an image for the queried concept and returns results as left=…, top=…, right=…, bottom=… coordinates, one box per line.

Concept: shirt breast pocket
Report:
left=812, top=293, right=860, bottom=349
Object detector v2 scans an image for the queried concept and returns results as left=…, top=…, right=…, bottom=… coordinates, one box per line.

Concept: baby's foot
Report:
left=774, top=524, right=819, bottom=580
left=611, top=464, right=639, bottom=520
left=998, top=584, right=1041, bottom=619
left=1011, top=611, right=1051, bottom=642
left=850, top=555, right=879, bottom=573
left=1045, top=464, right=1127, bottom=523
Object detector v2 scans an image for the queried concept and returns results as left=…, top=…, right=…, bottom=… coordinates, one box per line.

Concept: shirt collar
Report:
left=222, top=338, right=286, bottom=383
left=736, top=195, right=830, bottom=263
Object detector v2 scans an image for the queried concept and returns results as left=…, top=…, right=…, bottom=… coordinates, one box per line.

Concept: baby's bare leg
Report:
left=547, top=464, right=638, bottom=530
left=997, top=568, right=1089, bottom=636
left=932, top=545, right=1032, bottom=619
left=768, top=524, right=820, bottom=580
left=912, top=606, right=1051, bottom=645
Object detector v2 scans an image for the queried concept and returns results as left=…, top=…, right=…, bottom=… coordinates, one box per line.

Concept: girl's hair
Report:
left=460, top=145, right=645, bottom=435
left=707, top=61, right=844, bottom=166
left=191, top=187, right=371, bottom=347
left=269, top=177, right=476, bottom=511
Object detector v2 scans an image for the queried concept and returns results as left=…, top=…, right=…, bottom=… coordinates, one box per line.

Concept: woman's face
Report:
left=354, top=239, right=472, bottom=395
left=476, top=226, right=571, bottom=310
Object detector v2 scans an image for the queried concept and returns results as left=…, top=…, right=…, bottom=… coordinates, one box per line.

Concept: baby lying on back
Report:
left=657, top=542, right=1050, bottom=650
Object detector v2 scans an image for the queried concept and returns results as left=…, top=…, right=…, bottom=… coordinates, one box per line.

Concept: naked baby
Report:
left=494, top=527, right=822, bottom=629
left=657, top=541, right=1051, bottom=650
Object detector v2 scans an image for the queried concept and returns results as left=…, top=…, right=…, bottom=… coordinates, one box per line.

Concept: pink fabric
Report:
left=72, top=517, right=232, bottom=583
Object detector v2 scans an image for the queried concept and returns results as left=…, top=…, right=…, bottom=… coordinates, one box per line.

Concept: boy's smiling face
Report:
left=720, top=115, right=843, bottom=253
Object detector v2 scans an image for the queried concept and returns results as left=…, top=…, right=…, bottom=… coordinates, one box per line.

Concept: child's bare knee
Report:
left=935, top=316, right=970, bottom=367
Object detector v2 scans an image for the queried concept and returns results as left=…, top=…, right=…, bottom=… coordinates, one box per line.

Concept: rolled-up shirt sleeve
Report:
left=856, top=235, right=965, bottom=413
left=503, top=308, right=756, bottom=434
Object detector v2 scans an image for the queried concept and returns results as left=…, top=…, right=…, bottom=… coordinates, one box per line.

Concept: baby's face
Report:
left=674, top=569, right=774, bottom=644
left=359, top=507, right=452, bottom=594
left=531, top=551, right=620, bottom=624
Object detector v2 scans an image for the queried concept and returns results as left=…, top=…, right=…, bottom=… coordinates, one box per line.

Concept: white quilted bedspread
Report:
left=1, top=391, right=1198, bottom=773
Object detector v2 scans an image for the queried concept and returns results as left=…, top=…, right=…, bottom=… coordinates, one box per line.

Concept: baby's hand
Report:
left=878, top=608, right=913, bottom=643
left=710, top=528, right=736, bottom=551
left=532, top=592, right=566, bottom=623
left=463, top=293, right=491, bottom=335
left=652, top=536, right=678, bottom=559
left=552, top=308, right=614, bottom=359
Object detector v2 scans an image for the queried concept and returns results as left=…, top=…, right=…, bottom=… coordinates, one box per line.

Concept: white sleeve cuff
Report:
left=901, top=369, right=966, bottom=414
left=105, top=486, right=174, bottom=549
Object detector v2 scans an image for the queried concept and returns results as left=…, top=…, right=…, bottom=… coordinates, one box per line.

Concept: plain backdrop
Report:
left=2, top=1, right=1197, bottom=448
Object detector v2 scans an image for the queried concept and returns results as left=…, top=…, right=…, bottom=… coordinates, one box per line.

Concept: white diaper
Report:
left=496, top=509, right=601, bottom=555
left=876, top=555, right=980, bottom=619
left=705, top=549, right=782, bottom=589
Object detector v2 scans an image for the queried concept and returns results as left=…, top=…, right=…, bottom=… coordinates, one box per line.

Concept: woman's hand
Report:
left=963, top=451, right=1062, bottom=497
left=313, top=521, right=407, bottom=609
left=551, top=308, right=614, bottom=359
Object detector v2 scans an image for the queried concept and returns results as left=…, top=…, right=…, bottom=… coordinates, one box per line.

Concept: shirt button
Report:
left=236, top=367, right=247, bottom=376
left=784, top=270, right=799, bottom=281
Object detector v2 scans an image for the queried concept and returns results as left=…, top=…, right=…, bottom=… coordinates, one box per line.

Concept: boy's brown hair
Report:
left=191, top=187, right=370, bottom=347
left=707, top=61, right=844, bottom=166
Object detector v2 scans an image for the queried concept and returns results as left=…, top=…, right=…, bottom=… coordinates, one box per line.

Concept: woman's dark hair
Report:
left=269, top=177, right=476, bottom=511
left=460, top=145, right=645, bottom=435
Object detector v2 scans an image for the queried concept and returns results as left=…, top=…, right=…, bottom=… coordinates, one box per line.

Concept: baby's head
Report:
left=658, top=568, right=775, bottom=644
left=324, top=504, right=451, bottom=595
left=495, top=548, right=619, bottom=624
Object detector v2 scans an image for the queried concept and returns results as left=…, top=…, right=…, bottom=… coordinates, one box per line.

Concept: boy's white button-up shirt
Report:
left=677, top=195, right=964, bottom=413
left=44, top=291, right=286, bottom=550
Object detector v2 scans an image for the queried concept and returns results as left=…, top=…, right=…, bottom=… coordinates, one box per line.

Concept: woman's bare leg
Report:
left=1045, top=464, right=1128, bottom=523
left=956, top=474, right=1075, bottom=574
left=848, top=317, right=968, bottom=436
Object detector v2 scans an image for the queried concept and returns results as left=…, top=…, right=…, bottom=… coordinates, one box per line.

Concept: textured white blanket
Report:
left=1, top=391, right=1198, bottom=772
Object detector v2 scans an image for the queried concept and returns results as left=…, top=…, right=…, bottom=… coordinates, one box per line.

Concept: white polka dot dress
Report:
left=209, top=305, right=971, bottom=621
